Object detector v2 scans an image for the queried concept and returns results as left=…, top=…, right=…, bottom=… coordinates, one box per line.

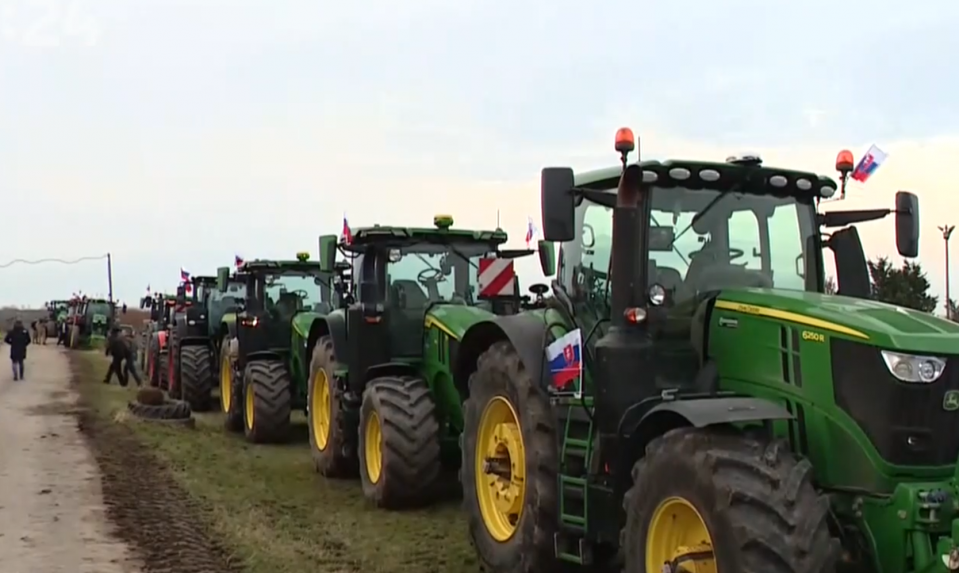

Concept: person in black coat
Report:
left=104, top=326, right=130, bottom=386
left=4, top=319, right=31, bottom=381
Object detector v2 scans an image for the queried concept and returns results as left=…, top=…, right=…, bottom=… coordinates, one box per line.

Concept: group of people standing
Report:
left=1, top=319, right=141, bottom=385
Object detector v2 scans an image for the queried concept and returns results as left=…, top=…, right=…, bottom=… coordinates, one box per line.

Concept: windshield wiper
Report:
left=671, top=183, right=742, bottom=245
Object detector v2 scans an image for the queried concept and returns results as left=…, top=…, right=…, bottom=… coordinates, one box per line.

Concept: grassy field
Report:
left=72, top=352, right=478, bottom=573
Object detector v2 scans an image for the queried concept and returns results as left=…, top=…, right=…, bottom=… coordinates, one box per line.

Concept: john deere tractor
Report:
left=306, top=215, right=552, bottom=509
left=451, top=129, right=959, bottom=573
left=68, top=297, right=118, bottom=348
left=219, top=253, right=338, bottom=443
left=46, top=300, right=70, bottom=340
left=166, top=275, right=219, bottom=410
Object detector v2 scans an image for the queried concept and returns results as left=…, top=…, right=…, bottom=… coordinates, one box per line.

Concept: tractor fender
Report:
left=455, top=314, right=549, bottom=399
left=156, top=330, right=168, bottom=350
left=307, top=311, right=347, bottom=364
left=245, top=350, right=282, bottom=363
left=178, top=335, right=210, bottom=348
left=365, top=362, right=419, bottom=385
left=612, top=397, right=795, bottom=490
left=633, top=397, right=794, bottom=435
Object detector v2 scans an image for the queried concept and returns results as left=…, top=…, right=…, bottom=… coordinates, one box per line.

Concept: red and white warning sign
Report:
left=478, top=257, right=516, bottom=297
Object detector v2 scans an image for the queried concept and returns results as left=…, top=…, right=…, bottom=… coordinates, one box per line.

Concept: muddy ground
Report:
left=0, top=342, right=239, bottom=572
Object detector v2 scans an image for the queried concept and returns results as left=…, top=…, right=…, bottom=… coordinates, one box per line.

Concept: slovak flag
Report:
left=180, top=267, right=192, bottom=294
left=146, top=284, right=151, bottom=294
left=546, top=329, right=583, bottom=394
left=342, top=214, right=353, bottom=245
left=235, top=254, right=244, bottom=268
left=525, top=216, right=538, bottom=248
left=851, top=144, right=888, bottom=183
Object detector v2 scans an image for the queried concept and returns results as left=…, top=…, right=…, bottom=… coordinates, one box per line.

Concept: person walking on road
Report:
left=4, top=319, right=31, bottom=381
left=103, top=327, right=129, bottom=386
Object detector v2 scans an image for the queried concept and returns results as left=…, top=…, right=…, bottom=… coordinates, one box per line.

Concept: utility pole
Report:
left=106, top=252, right=115, bottom=319
left=939, top=225, right=955, bottom=319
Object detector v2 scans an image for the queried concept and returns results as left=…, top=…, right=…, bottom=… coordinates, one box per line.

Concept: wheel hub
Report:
left=483, top=422, right=524, bottom=516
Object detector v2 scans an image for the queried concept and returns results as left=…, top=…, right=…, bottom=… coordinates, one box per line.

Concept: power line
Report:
left=0, top=254, right=108, bottom=269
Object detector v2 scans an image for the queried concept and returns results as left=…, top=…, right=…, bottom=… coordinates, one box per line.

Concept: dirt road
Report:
left=0, top=344, right=141, bottom=573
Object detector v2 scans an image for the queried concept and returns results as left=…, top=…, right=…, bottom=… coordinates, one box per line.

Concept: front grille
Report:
left=831, top=339, right=959, bottom=466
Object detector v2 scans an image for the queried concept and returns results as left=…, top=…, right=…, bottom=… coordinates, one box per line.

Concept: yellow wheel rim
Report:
left=364, top=410, right=383, bottom=483
left=245, top=383, right=254, bottom=430
left=311, top=370, right=331, bottom=449
left=474, top=396, right=526, bottom=542
left=220, top=352, right=231, bottom=413
left=645, top=497, right=716, bottom=573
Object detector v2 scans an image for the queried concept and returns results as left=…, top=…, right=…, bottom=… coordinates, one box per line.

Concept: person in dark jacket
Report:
left=4, top=319, right=31, bottom=380
left=104, top=327, right=130, bottom=386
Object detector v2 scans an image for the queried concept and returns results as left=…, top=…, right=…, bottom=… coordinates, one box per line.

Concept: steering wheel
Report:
left=689, top=247, right=745, bottom=262
left=290, top=289, right=309, bottom=298
left=417, top=268, right=446, bottom=283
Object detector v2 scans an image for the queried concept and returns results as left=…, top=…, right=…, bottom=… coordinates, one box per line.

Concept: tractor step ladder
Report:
left=554, top=402, right=594, bottom=565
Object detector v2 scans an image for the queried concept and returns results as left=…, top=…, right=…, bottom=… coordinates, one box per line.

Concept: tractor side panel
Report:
left=422, top=315, right=464, bottom=437
left=708, top=301, right=901, bottom=494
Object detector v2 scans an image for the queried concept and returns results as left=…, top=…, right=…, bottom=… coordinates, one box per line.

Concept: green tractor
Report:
left=219, top=253, right=340, bottom=443
left=306, top=215, right=553, bottom=509
left=451, top=129, right=959, bottom=573
left=166, top=275, right=220, bottom=410
left=45, top=299, right=70, bottom=341
left=68, top=297, right=118, bottom=348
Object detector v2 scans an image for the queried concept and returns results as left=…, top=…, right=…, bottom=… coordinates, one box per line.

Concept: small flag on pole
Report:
left=342, top=214, right=353, bottom=245
left=851, top=144, right=888, bottom=183
left=546, top=329, right=583, bottom=397
left=525, top=216, right=537, bottom=248
left=235, top=254, right=244, bottom=268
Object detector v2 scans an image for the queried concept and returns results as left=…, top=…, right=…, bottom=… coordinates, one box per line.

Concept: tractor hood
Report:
left=291, top=311, right=324, bottom=338
left=425, top=304, right=495, bottom=340
left=716, top=288, right=959, bottom=353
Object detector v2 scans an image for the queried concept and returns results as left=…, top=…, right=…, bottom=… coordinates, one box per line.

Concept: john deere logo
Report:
left=944, top=391, right=959, bottom=411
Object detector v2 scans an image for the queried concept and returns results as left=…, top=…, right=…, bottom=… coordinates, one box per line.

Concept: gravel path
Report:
left=0, top=343, right=141, bottom=573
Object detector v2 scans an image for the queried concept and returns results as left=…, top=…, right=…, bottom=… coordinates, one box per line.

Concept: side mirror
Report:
left=216, top=266, right=229, bottom=292
left=319, top=234, right=338, bottom=273
left=541, top=167, right=576, bottom=241
left=828, top=226, right=871, bottom=299
left=895, top=191, right=919, bottom=258
left=537, top=240, right=556, bottom=277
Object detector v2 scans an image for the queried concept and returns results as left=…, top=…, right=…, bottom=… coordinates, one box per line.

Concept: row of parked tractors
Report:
left=134, top=128, right=959, bottom=573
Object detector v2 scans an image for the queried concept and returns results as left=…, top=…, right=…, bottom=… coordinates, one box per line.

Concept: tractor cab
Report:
left=324, top=215, right=538, bottom=384
left=231, top=254, right=332, bottom=362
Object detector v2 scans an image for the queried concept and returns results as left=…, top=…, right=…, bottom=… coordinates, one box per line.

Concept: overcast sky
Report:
left=1, top=0, right=957, bottom=310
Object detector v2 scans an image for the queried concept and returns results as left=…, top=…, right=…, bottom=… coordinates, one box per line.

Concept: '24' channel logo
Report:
left=1, top=0, right=101, bottom=48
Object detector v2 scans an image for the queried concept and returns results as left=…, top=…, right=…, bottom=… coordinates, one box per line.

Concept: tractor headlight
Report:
left=881, top=350, right=946, bottom=383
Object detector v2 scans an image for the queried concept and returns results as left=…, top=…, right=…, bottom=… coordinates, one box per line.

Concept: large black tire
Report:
left=180, top=345, right=214, bottom=412
left=358, top=376, right=441, bottom=509
left=243, top=359, right=292, bottom=444
left=167, top=331, right=180, bottom=399
left=127, top=399, right=192, bottom=420
left=158, top=350, right=169, bottom=391
left=461, top=340, right=560, bottom=573
left=308, top=335, right=356, bottom=477
left=220, top=337, right=244, bottom=433
left=148, top=338, right=160, bottom=387
left=623, top=428, right=840, bottom=573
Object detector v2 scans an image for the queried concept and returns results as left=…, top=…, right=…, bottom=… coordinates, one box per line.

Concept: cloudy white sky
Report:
left=1, top=0, right=957, bottom=311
